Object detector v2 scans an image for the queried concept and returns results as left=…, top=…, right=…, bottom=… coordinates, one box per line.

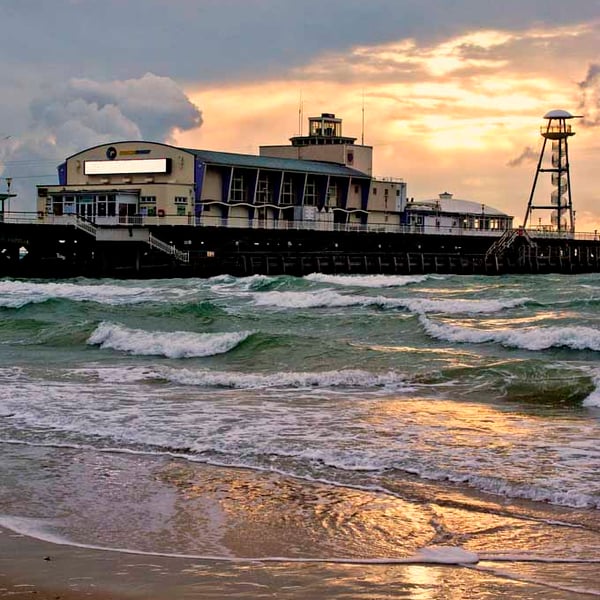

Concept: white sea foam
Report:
left=581, top=368, right=600, bottom=408
left=87, top=322, right=253, bottom=358
left=69, top=365, right=165, bottom=384
left=0, top=279, right=186, bottom=307
left=397, top=297, right=528, bottom=314
left=162, top=368, right=411, bottom=390
left=253, top=290, right=529, bottom=314
left=305, top=273, right=433, bottom=288
left=416, top=546, right=479, bottom=564
left=210, top=274, right=275, bottom=292
left=0, top=517, right=511, bottom=567
left=401, top=463, right=600, bottom=509
left=419, top=315, right=600, bottom=351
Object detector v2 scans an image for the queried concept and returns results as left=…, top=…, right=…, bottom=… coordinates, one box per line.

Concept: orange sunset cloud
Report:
left=176, top=20, right=600, bottom=231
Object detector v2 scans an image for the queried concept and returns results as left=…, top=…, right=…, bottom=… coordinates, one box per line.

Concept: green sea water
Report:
left=0, top=272, right=599, bottom=597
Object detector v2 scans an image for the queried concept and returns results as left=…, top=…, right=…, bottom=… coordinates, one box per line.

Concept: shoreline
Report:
left=2, top=523, right=599, bottom=600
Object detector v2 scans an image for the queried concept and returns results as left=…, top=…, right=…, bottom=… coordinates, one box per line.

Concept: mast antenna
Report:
left=361, top=90, right=365, bottom=145
left=298, top=92, right=303, bottom=136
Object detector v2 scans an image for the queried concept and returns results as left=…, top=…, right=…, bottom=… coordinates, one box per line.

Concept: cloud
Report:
left=507, top=146, right=538, bottom=167
left=578, top=64, right=600, bottom=126
left=1, top=73, right=202, bottom=210
left=179, top=18, right=600, bottom=229
left=30, top=73, right=202, bottom=144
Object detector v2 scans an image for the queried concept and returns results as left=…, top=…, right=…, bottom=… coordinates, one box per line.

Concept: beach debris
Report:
left=416, top=546, right=480, bottom=564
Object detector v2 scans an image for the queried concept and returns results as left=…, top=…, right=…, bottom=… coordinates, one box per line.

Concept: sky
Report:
left=1, top=0, right=600, bottom=230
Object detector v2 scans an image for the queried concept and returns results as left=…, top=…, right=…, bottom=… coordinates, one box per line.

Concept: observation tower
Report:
left=523, top=109, right=582, bottom=233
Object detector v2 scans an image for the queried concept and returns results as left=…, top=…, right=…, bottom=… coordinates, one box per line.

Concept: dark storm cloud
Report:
left=0, top=73, right=201, bottom=209
left=1, top=0, right=599, bottom=82
left=30, top=73, right=202, bottom=143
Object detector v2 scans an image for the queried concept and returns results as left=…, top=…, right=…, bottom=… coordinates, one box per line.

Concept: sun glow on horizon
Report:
left=175, top=20, right=600, bottom=230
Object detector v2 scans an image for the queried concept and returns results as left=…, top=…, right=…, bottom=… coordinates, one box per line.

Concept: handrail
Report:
left=3, top=211, right=599, bottom=242
left=148, top=233, right=189, bottom=263
left=74, top=215, right=98, bottom=237
left=485, top=230, right=517, bottom=258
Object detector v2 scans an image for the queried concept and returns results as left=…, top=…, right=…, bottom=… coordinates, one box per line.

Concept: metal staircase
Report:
left=485, top=228, right=536, bottom=259
left=148, top=233, right=190, bottom=263
left=74, top=216, right=189, bottom=263
left=74, top=216, right=98, bottom=237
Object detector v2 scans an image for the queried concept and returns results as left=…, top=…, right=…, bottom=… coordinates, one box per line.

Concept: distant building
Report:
left=404, top=192, right=512, bottom=235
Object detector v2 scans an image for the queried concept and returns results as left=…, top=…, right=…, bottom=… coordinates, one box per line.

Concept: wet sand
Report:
left=3, top=524, right=599, bottom=600
left=0, top=516, right=600, bottom=600
left=2, top=448, right=599, bottom=599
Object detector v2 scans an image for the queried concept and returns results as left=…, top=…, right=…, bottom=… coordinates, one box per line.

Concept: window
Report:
left=176, top=205, right=186, bottom=216
left=256, top=178, right=271, bottom=204
left=372, top=187, right=377, bottom=195
left=140, top=196, right=157, bottom=203
left=326, top=183, right=338, bottom=207
left=231, top=175, right=245, bottom=202
left=304, top=180, right=317, bottom=206
left=174, top=196, right=188, bottom=204
left=64, top=196, right=75, bottom=215
left=281, top=179, right=294, bottom=204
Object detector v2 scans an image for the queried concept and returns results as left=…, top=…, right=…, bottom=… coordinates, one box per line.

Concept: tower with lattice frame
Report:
left=523, top=109, right=582, bottom=233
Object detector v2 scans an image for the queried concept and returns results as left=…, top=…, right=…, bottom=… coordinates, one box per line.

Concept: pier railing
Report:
left=3, top=211, right=600, bottom=242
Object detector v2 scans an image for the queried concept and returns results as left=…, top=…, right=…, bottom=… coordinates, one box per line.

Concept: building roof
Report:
left=180, top=147, right=370, bottom=178
left=543, top=109, right=579, bottom=119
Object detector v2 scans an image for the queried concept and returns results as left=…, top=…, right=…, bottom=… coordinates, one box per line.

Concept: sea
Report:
left=0, top=272, right=599, bottom=598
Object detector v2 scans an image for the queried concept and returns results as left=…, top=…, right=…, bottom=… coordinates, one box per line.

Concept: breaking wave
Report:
left=87, top=322, right=253, bottom=358
left=75, top=365, right=413, bottom=390
left=394, top=465, right=600, bottom=509
left=420, top=315, right=600, bottom=351
left=253, top=290, right=529, bottom=314
left=158, top=367, right=411, bottom=390
left=582, top=368, right=600, bottom=408
left=304, top=273, right=435, bottom=288
left=0, top=279, right=186, bottom=307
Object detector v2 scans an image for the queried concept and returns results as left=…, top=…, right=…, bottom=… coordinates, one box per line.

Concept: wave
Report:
left=393, top=465, right=599, bottom=509
left=582, top=369, right=600, bottom=408
left=0, top=279, right=184, bottom=308
left=67, top=365, right=412, bottom=391
left=305, top=273, right=435, bottom=288
left=158, top=367, right=412, bottom=390
left=210, top=274, right=295, bottom=292
left=419, top=315, right=600, bottom=351
left=87, top=322, right=253, bottom=358
left=420, top=360, right=597, bottom=405
left=150, top=300, right=226, bottom=320
left=253, top=290, right=529, bottom=314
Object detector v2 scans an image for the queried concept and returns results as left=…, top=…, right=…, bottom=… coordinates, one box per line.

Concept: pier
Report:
left=1, top=214, right=598, bottom=278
